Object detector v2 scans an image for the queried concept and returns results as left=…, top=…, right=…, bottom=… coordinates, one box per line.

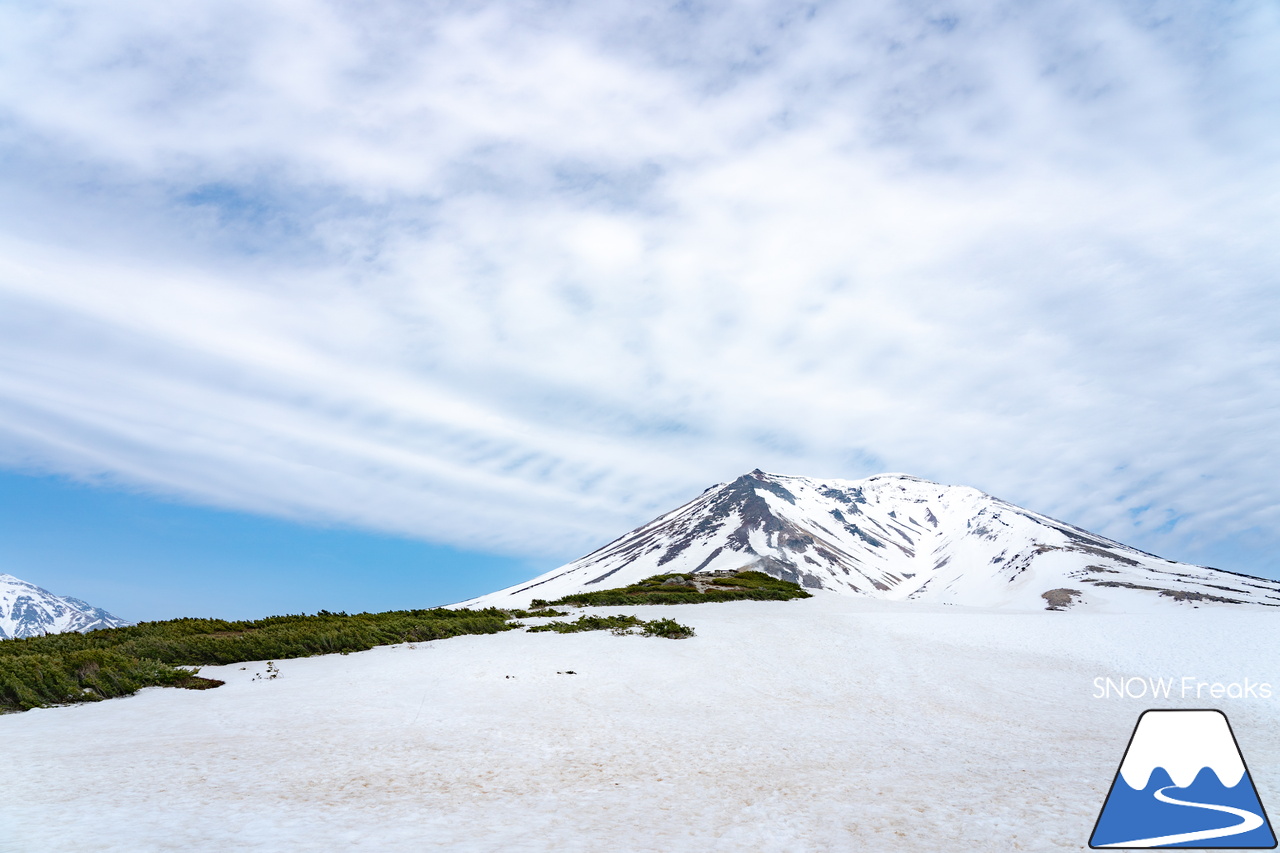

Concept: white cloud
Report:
left=1, top=0, right=1278, bottom=572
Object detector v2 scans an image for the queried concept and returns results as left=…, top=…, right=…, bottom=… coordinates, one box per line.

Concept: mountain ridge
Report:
left=464, top=470, right=1280, bottom=612
left=0, top=573, right=133, bottom=639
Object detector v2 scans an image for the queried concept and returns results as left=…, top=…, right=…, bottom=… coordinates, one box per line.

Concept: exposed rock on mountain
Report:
left=466, top=470, right=1280, bottom=612
left=0, top=573, right=132, bottom=638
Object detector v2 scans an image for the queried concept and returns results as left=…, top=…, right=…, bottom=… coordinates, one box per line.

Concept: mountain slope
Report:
left=0, top=574, right=132, bottom=639
left=465, top=470, right=1280, bottom=612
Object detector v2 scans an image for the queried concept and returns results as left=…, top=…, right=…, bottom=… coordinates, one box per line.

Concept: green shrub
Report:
left=543, top=570, right=811, bottom=607
left=0, top=572, right=800, bottom=713
left=527, top=614, right=643, bottom=634
left=0, top=649, right=190, bottom=712
left=641, top=618, right=696, bottom=639
left=0, top=607, right=516, bottom=713
left=526, top=613, right=695, bottom=639
left=505, top=608, right=569, bottom=619
left=635, top=574, right=694, bottom=585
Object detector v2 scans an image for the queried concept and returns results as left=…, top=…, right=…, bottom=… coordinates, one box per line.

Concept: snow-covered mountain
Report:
left=0, top=574, right=132, bottom=639
left=467, top=470, right=1280, bottom=612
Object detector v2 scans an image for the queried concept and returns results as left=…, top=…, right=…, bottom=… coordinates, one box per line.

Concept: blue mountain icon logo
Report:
left=1091, top=709, right=1276, bottom=848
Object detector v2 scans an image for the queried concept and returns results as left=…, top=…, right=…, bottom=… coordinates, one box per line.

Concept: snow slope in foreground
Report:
left=4, top=595, right=1279, bottom=852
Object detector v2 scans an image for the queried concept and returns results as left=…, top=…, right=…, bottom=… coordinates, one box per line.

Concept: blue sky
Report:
left=1, top=0, right=1278, bottom=619
left=0, top=471, right=551, bottom=620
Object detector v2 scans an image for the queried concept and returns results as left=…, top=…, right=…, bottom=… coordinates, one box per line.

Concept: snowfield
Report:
left=5, top=595, right=1280, bottom=852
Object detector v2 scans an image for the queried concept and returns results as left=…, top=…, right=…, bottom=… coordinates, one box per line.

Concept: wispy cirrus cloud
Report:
left=1, top=0, right=1278, bottom=573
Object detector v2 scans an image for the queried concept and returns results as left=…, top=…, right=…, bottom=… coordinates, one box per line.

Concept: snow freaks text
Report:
left=1093, top=677, right=1274, bottom=701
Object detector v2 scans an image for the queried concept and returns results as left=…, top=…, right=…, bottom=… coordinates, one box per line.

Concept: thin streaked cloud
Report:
left=1, top=0, right=1277, bottom=573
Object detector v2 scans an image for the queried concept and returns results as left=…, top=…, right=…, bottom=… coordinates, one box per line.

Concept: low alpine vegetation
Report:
left=504, top=608, right=569, bottom=619
left=0, top=607, right=517, bottom=713
left=0, top=574, right=795, bottom=712
left=640, top=618, right=696, bottom=639
left=527, top=614, right=643, bottom=634
left=526, top=613, right=695, bottom=639
left=534, top=570, right=811, bottom=608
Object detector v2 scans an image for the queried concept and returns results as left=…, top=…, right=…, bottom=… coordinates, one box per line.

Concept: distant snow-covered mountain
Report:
left=466, top=470, right=1280, bottom=612
left=0, top=574, right=132, bottom=639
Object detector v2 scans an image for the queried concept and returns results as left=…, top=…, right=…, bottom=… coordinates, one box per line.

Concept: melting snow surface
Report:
left=4, top=595, right=1279, bottom=852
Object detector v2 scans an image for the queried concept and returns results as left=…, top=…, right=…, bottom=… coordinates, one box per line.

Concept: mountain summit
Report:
left=0, top=574, right=132, bottom=639
left=467, top=471, right=1280, bottom=612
